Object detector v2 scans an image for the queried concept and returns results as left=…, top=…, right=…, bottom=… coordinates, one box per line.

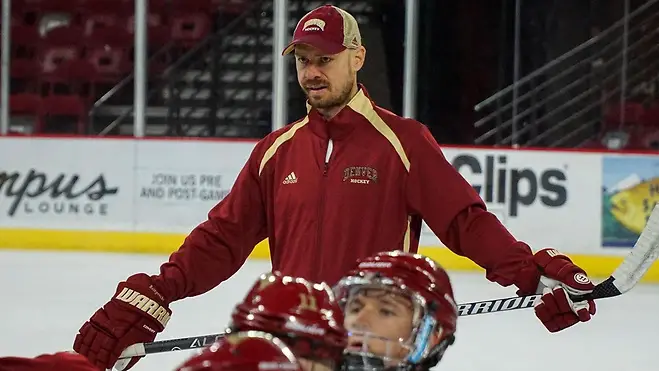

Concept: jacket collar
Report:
left=305, top=84, right=374, bottom=140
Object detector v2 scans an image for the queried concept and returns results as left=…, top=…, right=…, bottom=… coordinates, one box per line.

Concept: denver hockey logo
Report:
left=343, top=166, right=378, bottom=185
left=115, top=287, right=171, bottom=328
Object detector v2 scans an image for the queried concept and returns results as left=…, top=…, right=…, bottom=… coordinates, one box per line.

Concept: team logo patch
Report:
left=343, top=166, right=378, bottom=185
left=303, top=18, right=326, bottom=32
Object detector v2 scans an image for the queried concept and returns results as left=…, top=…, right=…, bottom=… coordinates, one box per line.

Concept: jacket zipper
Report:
left=316, top=139, right=333, bottom=260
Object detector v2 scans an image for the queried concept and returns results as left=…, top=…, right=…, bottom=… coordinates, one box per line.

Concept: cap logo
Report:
left=303, top=18, right=326, bottom=32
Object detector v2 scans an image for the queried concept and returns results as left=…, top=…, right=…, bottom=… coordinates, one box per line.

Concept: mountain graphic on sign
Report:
left=607, top=173, right=642, bottom=194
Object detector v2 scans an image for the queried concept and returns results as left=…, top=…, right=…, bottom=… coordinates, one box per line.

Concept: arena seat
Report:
left=170, top=13, right=212, bottom=48
left=8, top=0, right=234, bottom=134
left=40, top=58, right=98, bottom=101
left=36, top=94, right=88, bottom=133
left=640, top=102, right=659, bottom=130
left=602, top=101, right=645, bottom=131
left=10, top=93, right=41, bottom=118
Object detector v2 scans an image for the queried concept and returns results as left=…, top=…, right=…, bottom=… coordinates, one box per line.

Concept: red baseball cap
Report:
left=282, top=5, right=362, bottom=56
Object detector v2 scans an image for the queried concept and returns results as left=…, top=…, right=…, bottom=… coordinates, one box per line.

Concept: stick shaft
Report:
left=115, top=274, right=627, bottom=360
left=120, top=204, right=659, bottom=360
left=114, top=293, right=554, bottom=359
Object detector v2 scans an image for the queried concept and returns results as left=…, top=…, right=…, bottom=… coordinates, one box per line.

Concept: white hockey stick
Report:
left=115, top=204, right=659, bottom=364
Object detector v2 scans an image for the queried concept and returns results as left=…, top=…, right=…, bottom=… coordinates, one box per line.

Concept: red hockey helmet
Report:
left=175, top=331, right=302, bottom=371
left=229, top=271, right=347, bottom=364
left=334, top=250, right=458, bottom=370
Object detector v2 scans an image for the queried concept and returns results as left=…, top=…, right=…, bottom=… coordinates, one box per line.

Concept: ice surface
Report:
left=1, top=250, right=657, bottom=371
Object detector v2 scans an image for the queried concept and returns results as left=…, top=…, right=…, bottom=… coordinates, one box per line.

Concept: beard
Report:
left=303, top=75, right=355, bottom=110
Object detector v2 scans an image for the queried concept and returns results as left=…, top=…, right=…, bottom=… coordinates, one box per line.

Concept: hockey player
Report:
left=227, top=271, right=347, bottom=371
left=174, top=330, right=303, bottom=371
left=333, top=250, right=458, bottom=371
left=74, top=4, right=597, bottom=370
left=0, top=352, right=97, bottom=371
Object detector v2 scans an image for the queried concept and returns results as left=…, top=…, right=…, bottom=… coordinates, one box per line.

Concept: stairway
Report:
left=472, top=0, right=659, bottom=148
left=89, top=0, right=378, bottom=138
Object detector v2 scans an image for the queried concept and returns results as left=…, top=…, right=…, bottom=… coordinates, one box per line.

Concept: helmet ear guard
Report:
left=405, top=300, right=456, bottom=369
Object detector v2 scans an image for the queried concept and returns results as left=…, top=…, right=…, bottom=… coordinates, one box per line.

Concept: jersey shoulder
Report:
left=251, top=116, right=310, bottom=176
left=374, top=104, right=427, bottom=131
left=371, top=104, right=433, bottom=148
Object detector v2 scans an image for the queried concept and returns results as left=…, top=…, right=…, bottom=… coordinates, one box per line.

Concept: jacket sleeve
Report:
left=154, top=143, right=268, bottom=302
left=405, top=125, right=537, bottom=290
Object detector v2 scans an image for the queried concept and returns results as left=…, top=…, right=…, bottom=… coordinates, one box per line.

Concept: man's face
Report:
left=343, top=288, right=415, bottom=363
left=294, top=44, right=365, bottom=111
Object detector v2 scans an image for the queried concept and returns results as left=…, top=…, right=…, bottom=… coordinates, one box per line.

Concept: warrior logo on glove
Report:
left=115, top=287, right=171, bottom=329
left=73, top=274, right=172, bottom=371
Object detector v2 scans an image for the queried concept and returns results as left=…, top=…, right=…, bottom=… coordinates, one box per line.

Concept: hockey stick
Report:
left=459, top=202, right=659, bottom=316
left=117, top=204, right=659, bottom=360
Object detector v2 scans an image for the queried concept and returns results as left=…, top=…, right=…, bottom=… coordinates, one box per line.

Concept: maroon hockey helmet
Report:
left=175, top=331, right=302, bottom=371
left=334, top=250, right=458, bottom=369
left=229, top=271, right=348, bottom=364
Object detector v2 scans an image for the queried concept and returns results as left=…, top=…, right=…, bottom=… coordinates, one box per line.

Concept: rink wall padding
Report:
left=2, top=137, right=659, bottom=282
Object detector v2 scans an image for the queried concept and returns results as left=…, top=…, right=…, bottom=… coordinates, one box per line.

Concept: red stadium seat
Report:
left=171, top=0, right=215, bottom=12
left=170, top=13, right=211, bottom=48
left=85, top=24, right=132, bottom=47
left=640, top=103, right=659, bottom=129
left=15, top=0, right=82, bottom=28
left=40, top=58, right=100, bottom=100
left=83, top=13, right=120, bottom=36
left=10, top=93, right=41, bottom=116
left=602, top=101, right=645, bottom=131
left=10, top=24, right=40, bottom=59
left=83, top=25, right=132, bottom=80
left=27, top=0, right=77, bottom=13
left=11, top=58, right=40, bottom=80
left=86, top=45, right=132, bottom=80
left=36, top=94, right=88, bottom=134
left=11, top=58, right=41, bottom=94
left=217, top=0, right=251, bottom=14
left=10, top=24, right=41, bottom=47
left=39, top=45, right=79, bottom=73
left=126, top=12, right=164, bottom=34
left=126, top=12, right=171, bottom=48
left=644, top=129, right=659, bottom=149
left=79, top=0, right=130, bottom=14
left=42, top=24, right=84, bottom=46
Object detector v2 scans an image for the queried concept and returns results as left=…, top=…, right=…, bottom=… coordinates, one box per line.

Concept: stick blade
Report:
left=610, top=203, right=659, bottom=294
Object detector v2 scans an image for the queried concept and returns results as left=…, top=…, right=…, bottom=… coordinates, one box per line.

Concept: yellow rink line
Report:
left=2, top=228, right=658, bottom=282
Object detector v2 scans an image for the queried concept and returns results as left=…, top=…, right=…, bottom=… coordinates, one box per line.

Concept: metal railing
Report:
left=92, top=0, right=268, bottom=136
left=473, top=0, right=659, bottom=147
left=161, top=0, right=271, bottom=137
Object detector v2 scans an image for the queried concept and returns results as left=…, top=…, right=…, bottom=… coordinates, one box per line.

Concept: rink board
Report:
left=2, top=136, right=659, bottom=281
left=2, top=227, right=659, bottom=282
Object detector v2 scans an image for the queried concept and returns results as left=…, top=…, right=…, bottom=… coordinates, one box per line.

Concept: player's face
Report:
left=343, top=288, right=415, bottom=364
left=294, top=44, right=365, bottom=114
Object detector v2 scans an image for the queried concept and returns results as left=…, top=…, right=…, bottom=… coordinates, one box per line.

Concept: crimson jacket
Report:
left=155, top=86, right=537, bottom=302
left=0, top=353, right=97, bottom=371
